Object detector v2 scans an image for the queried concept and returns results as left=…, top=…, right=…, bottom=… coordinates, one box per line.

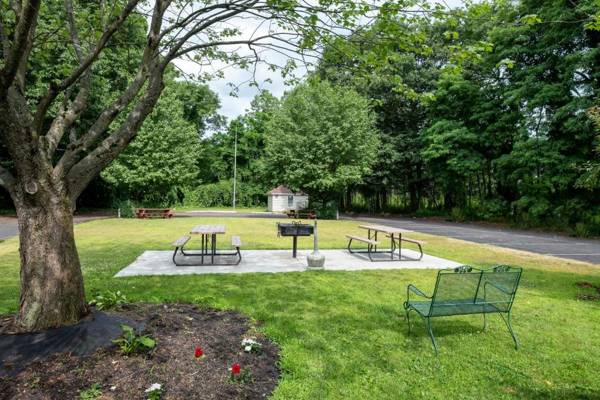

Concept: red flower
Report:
left=231, top=363, right=241, bottom=375
left=194, top=347, right=204, bottom=358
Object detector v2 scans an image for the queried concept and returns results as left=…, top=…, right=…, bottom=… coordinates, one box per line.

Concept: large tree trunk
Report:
left=14, top=195, right=87, bottom=331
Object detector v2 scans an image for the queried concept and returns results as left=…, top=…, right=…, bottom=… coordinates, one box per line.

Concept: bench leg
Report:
left=500, top=312, right=519, bottom=349
left=347, top=238, right=354, bottom=253
left=483, top=312, right=487, bottom=331
left=235, top=246, right=242, bottom=265
left=426, top=317, right=438, bottom=355
left=173, top=246, right=184, bottom=266
left=415, top=242, right=423, bottom=261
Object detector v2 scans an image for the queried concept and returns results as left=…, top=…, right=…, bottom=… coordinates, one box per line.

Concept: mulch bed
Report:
left=0, top=304, right=279, bottom=399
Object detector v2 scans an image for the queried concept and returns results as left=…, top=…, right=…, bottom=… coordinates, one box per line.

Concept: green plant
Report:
left=229, top=364, right=253, bottom=384
left=114, top=199, right=136, bottom=218
left=242, top=338, right=262, bottom=353
left=113, top=324, right=156, bottom=356
left=145, top=383, right=163, bottom=400
left=80, top=383, right=102, bottom=400
left=313, top=201, right=338, bottom=220
left=89, top=290, right=128, bottom=310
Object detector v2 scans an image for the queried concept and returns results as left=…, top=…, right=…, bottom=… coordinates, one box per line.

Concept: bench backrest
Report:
left=430, top=265, right=522, bottom=316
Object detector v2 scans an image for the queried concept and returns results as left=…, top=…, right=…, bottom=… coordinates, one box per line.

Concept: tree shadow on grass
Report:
left=512, top=383, right=600, bottom=400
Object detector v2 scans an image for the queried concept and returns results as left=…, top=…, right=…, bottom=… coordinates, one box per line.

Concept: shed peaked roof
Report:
left=267, top=185, right=306, bottom=196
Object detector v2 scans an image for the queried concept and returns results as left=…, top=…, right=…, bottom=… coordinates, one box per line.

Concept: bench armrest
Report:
left=406, top=284, right=431, bottom=303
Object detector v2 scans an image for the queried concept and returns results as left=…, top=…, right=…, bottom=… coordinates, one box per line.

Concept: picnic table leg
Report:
left=201, top=234, right=205, bottom=264
left=292, top=236, right=297, bottom=258
left=390, top=233, right=394, bottom=260
left=398, top=233, right=402, bottom=260
left=374, top=230, right=378, bottom=253
left=211, top=233, right=216, bottom=264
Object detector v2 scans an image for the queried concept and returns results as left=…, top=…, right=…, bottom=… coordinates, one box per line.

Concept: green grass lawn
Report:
left=1, top=217, right=600, bottom=399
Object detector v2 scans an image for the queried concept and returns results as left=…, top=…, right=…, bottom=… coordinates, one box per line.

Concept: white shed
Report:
left=267, top=185, right=309, bottom=212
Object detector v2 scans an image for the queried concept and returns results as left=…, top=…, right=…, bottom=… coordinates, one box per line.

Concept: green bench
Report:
left=404, top=265, right=522, bottom=354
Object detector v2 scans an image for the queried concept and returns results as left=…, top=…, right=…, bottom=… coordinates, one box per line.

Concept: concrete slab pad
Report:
left=114, top=249, right=462, bottom=277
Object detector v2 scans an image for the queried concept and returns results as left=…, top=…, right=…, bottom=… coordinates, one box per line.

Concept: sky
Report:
left=174, top=0, right=471, bottom=121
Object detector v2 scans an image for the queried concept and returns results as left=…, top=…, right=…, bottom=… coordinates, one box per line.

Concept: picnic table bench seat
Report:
left=231, top=235, right=242, bottom=248
left=348, top=224, right=425, bottom=261
left=345, top=234, right=379, bottom=246
left=231, top=235, right=242, bottom=264
left=404, top=265, right=522, bottom=354
left=171, top=235, right=191, bottom=265
left=392, top=236, right=424, bottom=260
left=345, top=234, right=380, bottom=261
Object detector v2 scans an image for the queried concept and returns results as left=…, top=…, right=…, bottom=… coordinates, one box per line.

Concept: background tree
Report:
left=101, top=77, right=220, bottom=205
left=576, top=106, right=600, bottom=191
left=317, top=16, right=444, bottom=212
left=264, top=79, right=379, bottom=209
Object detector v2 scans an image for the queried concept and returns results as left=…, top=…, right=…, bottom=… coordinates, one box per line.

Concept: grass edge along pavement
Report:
left=1, top=217, right=599, bottom=399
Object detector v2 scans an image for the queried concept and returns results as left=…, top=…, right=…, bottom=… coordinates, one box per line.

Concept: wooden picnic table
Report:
left=190, top=224, right=226, bottom=264
left=358, top=224, right=402, bottom=260
left=135, top=208, right=173, bottom=219
left=359, top=224, right=427, bottom=261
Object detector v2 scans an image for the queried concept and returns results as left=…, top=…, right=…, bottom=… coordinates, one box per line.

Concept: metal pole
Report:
left=233, top=128, right=237, bottom=210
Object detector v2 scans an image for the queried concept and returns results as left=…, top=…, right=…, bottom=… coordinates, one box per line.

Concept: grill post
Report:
left=293, top=236, right=298, bottom=258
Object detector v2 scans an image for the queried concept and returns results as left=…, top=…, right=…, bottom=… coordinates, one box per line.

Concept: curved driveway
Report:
left=0, top=215, right=109, bottom=241
left=343, top=215, right=600, bottom=265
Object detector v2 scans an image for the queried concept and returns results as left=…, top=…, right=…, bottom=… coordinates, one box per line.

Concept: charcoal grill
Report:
left=277, top=222, right=314, bottom=258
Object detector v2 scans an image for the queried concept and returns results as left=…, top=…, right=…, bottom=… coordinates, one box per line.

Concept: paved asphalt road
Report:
left=0, top=217, right=17, bottom=240
left=0, top=215, right=108, bottom=241
left=344, top=215, right=600, bottom=265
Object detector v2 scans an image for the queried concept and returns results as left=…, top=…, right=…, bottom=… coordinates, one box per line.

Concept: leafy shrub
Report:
left=79, top=383, right=102, bottom=400
left=449, top=207, right=467, bottom=222
left=89, top=290, right=128, bottom=310
left=113, top=324, right=156, bottom=355
left=476, top=198, right=508, bottom=220
left=113, top=199, right=136, bottom=218
left=307, top=199, right=338, bottom=219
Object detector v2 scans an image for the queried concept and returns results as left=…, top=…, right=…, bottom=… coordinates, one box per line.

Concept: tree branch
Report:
left=32, top=0, right=141, bottom=136
left=44, top=0, right=92, bottom=158
left=66, top=69, right=166, bottom=200
left=0, top=0, right=40, bottom=96
left=0, top=14, right=10, bottom=58
left=163, top=0, right=259, bottom=62
left=56, top=0, right=170, bottom=181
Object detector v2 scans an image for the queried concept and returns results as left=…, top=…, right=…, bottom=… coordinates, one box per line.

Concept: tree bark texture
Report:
left=14, top=195, right=87, bottom=331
